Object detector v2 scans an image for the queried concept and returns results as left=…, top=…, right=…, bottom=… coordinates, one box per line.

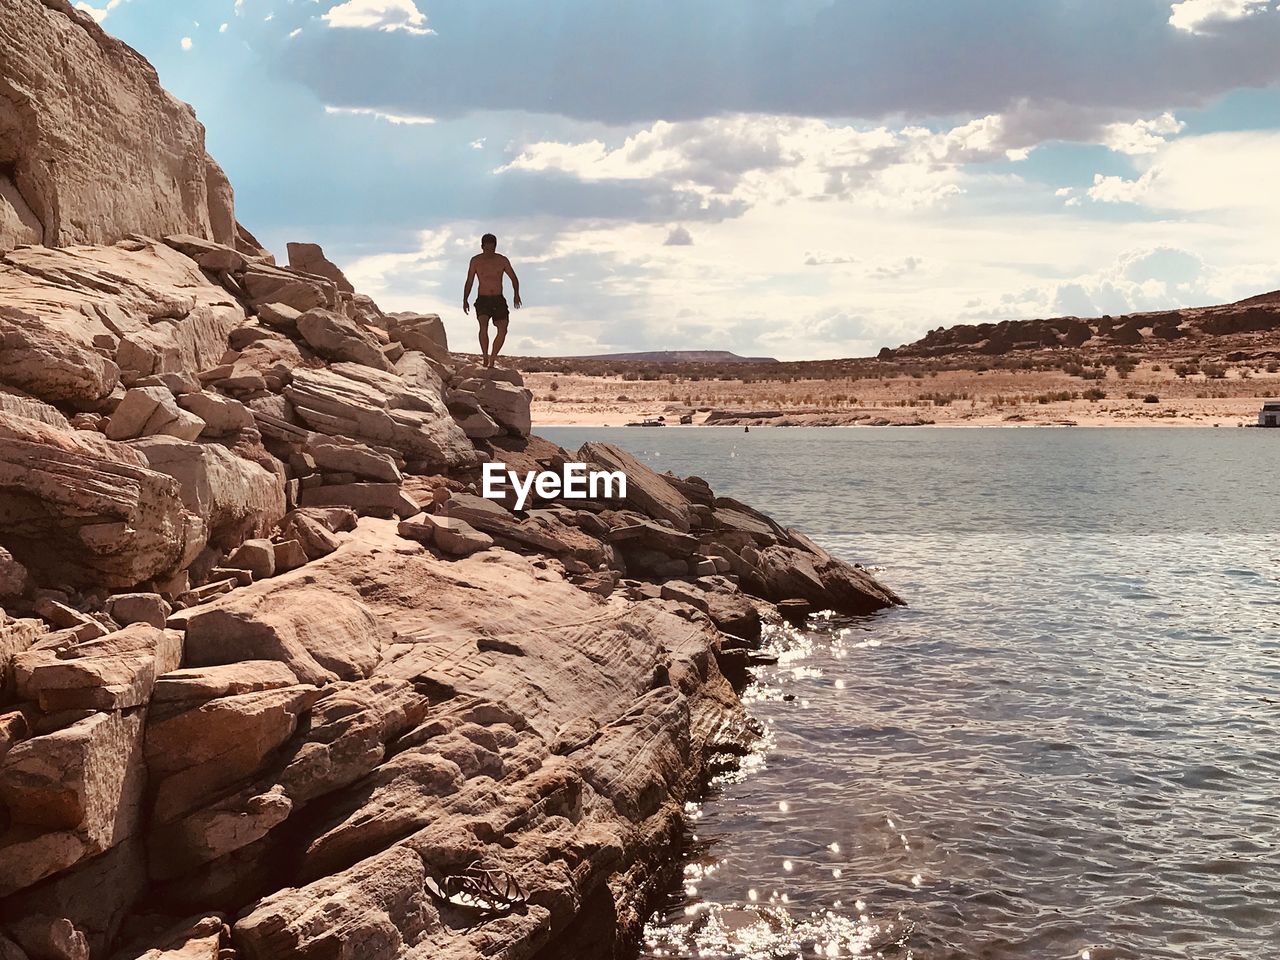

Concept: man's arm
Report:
left=504, top=257, right=522, bottom=309
left=463, top=259, right=477, bottom=314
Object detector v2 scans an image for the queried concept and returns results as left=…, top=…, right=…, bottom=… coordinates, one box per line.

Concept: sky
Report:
left=80, top=0, right=1280, bottom=360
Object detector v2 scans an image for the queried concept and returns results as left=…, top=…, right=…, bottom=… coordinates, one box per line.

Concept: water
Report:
left=539, top=427, right=1280, bottom=960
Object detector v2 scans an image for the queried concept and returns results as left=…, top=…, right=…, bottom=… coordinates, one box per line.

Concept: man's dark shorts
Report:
left=475, top=295, right=510, bottom=324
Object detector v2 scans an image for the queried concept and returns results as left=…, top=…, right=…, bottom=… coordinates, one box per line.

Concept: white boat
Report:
left=1259, top=401, right=1280, bottom=427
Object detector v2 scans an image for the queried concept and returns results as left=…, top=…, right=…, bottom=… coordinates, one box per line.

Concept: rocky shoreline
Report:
left=0, top=4, right=903, bottom=958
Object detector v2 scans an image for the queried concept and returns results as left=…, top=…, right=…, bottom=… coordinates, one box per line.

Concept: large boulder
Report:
left=387, top=313, right=449, bottom=363
left=454, top=377, right=532, bottom=437
left=286, top=242, right=354, bottom=294
left=0, top=709, right=146, bottom=895
left=0, top=413, right=203, bottom=588
left=284, top=365, right=478, bottom=470
left=129, top=436, right=286, bottom=550
left=296, top=308, right=392, bottom=372
left=578, top=441, right=692, bottom=531
left=0, top=0, right=234, bottom=251
left=743, top=544, right=904, bottom=616
left=0, top=241, right=244, bottom=407
left=182, top=586, right=383, bottom=686
left=12, top=623, right=182, bottom=712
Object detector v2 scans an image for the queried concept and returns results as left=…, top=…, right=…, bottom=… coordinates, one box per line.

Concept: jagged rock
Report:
left=0, top=242, right=243, bottom=406
left=182, top=587, right=382, bottom=686
left=444, top=389, right=501, bottom=439
left=286, top=242, right=354, bottom=294
left=272, top=540, right=308, bottom=573
left=299, top=483, right=417, bottom=520
left=0, top=547, right=29, bottom=600
left=0, top=836, right=147, bottom=960
left=148, top=678, right=429, bottom=876
left=305, top=439, right=402, bottom=484
left=144, top=684, right=322, bottom=823
left=297, top=507, right=358, bottom=534
left=241, top=265, right=335, bottom=314
left=108, top=387, right=187, bottom=441
left=607, top=519, right=700, bottom=557
left=134, top=371, right=201, bottom=396
left=163, top=234, right=247, bottom=274
left=275, top=512, right=341, bottom=561
left=105, top=593, right=171, bottom=629
left=255, top=301, right=301, bottom=334
left=0, top=391, right=69, bottom=430
left=0, top=2, right=234, bottom=251
left=284, top=365, right=477, bottom=470
left=296, top=308, right=392, bottom=371
left=454, top=363, right=523, bottom=387
left=454, top=378, right=532, bottom=437
left=744, top=545, right=903, bottom=616
left=175, top=392, right=253, bottom=437
left=0, top=709, right=146, bottom=895
left=12, top=623, right=181, bottom=711
left=394, top=350, right=449, bottom=395
left=387, top=313, right=449, bottom=364
left=111, top=914, right=224, bottom=960
left=151, top=662, right=299, bottom=705
left=232, top=845, right=435, bottom=960
left=0, top=412, right=203, bottom=588
left=129, top=436, right=285, bottom=550
left=223, top=539, right=276, bottom=581
left=0, top=304, right=119, bottom=408
left=579, top=441, right=693, bottom=531
left=397, top=514, right=493, bottom=557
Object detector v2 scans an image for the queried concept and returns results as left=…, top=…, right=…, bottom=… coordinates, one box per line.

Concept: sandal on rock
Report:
left=425, top=863, right=527, bottom=914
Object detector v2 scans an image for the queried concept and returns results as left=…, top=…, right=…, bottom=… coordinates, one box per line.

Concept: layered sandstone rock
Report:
left=0, top=0, right=234, bottom=251
left=0, top=17, right=907, bottom=958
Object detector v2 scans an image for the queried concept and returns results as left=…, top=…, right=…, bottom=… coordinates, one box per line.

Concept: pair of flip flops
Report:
left=426, top=863, right=527, bottom=915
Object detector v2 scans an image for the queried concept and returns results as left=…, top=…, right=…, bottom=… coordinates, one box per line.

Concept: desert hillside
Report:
left=512, top=292, right=1280, bottom=427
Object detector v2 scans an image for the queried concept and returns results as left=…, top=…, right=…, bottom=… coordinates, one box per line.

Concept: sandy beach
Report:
left=518, top=361, right=1278, bottom=428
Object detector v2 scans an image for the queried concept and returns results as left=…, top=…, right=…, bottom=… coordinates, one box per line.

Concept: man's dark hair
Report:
left=481, top=233, right=497, bottom=248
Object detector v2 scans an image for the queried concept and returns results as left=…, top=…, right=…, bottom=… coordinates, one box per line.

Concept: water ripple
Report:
left=541, top=427, right=1280, bottom=960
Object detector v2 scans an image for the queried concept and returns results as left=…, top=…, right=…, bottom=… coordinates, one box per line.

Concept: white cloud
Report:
left=180, top=36, right=193, bottom=51
left=1086, top=130, right=1280, bottom=218
left=73, top=0, right=123, bottom=23
left=497, top=114, right=1015, bottom=214
left=804, top=252, right=859, bottom=266
left=219, top=22, right=228, bottom=33
left=963, top=246, right=1278, bottom=320
left=664, top=225, right=694, bottom=246
left=1168, top=0, right=1269, bottom=33
left=1101, top=112, right=1185, bottom=155
left=322, top=0, right=434, bottom=35
left=470, top=139, right=486, bottom=150
left=323, top=105, right=435, bottom=125
left=289, top=28, right=302, bottom=38
left=1087, top=171, right=1156, bottom=204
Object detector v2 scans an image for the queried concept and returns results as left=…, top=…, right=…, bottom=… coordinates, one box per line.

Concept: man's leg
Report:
left=477, top=314, right=491, bottom=365
left=490, top=317, right=509, bottom=368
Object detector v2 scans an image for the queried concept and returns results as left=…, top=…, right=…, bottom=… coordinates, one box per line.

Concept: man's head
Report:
left=481, top=233, right=497, bottom=252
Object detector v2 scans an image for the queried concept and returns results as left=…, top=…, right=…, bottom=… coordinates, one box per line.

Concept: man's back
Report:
left=470, top=252, right=511, bottom=296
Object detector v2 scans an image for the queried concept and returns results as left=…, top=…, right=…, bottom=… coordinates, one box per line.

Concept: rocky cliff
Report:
left=0, top=0, right=239, bottom=252
left=0, top=5, right=904, bottom=958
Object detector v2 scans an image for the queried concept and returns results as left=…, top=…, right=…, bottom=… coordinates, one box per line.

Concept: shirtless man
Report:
left=462, top=233, right=521, bottom=368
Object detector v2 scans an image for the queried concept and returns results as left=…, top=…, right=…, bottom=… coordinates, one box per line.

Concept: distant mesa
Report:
left=878, top=290, right=1280, bottom=361
left=564, top=350, right=779, bottom=364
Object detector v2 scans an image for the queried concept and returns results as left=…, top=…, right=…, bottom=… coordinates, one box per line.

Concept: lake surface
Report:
left=540, top=427, right=1280, bottom=960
